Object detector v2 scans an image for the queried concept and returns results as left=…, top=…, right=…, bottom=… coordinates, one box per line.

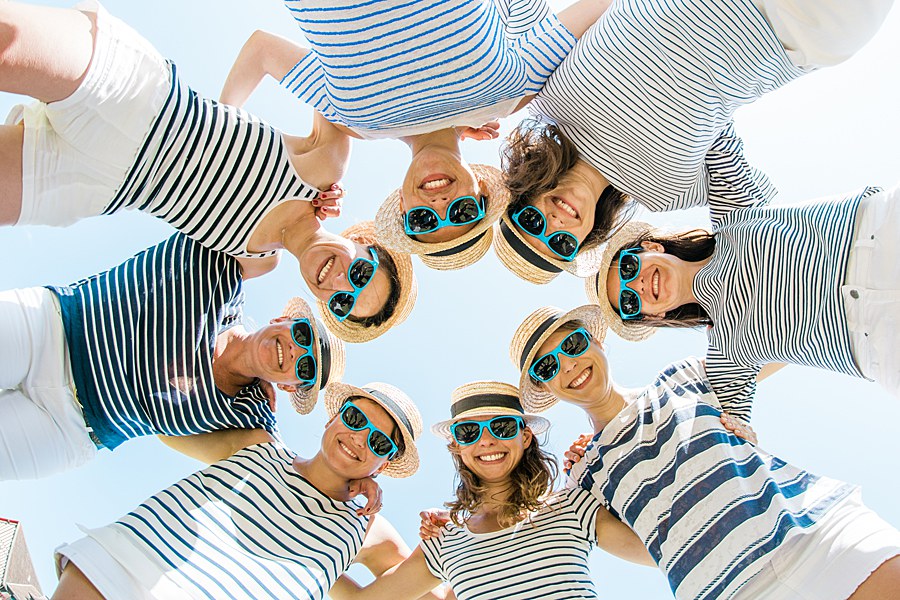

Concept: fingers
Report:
left=317, top=183, right=345, bottom=201
left=417, top=510, right=448, bottom=539
left=314, top=204, right=342, bottom=220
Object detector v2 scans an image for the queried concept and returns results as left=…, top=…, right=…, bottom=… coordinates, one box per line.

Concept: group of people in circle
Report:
left=1, top=0, right=899, bottom=598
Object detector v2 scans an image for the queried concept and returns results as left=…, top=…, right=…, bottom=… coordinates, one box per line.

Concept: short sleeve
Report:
left=704, top=346, right=761, bottom=421
left=494, top=0, right=552, bottom=37
left=509, top=13, right=577, bottom=91
left=706, top=121, right=777, bottom=227
left=279, top=52, right=338, bottom=125
left=420, top=536, right=447, bottom=582
left=233, top=384, right=280, bottom=436
left=562, top=488, right=604, bottom=544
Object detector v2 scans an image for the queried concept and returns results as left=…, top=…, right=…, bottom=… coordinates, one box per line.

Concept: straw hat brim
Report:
left=375, top=164, right=509, bottom=270
left=316, top=221, right=418, bottom=344
left=431, top=408, right=550, bottom=441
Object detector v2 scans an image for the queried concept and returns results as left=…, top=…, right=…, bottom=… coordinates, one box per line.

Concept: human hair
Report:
left=502, top=120, right=633, bottom=249
left=612, top=228, right=716, bottom=328
left=345, top=243, right=400, bottom=328
left=445, top=431, right=559, bottom=529
left=344, top=396, right=406, bottom=460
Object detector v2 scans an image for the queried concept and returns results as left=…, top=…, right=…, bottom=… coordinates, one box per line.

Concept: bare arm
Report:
left=220, top=30, right=309, bottom=107
left=557, top=0, right=613, bottom=40
left=158, top=428, right=274, bottom=464
left=236, top=253, right=281, bottom=280
left=757, top=362, right=787, bottom=382
left=595, top=507, right=656, bottom=567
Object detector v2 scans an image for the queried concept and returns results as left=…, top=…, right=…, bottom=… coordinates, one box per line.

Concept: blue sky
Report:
left=1, top=1, right=899, bottom=598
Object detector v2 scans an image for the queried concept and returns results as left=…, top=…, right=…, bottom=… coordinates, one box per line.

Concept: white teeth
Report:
left=553, top=197, right=578, bottom=218
left=276, top=339, right=284, bottom=369
left=652, top=271, right=659, bottom=298
left=477, top=453, right=506, bottom=462
left=422, top=178, right=451, bottom=190
left=338, top=441, right=359, bottom=460
left=570, top=367, right=591, bottom=388
left=318, top=256, right=335, bottom=284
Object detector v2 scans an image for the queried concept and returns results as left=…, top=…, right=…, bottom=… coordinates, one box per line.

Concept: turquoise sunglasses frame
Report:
left=528, top=327, right=592, bottom=383
left=511, top=205, right=580, bottom=261
left=327, top=247, right=380, bottom=322
left=403, top=195, right=486, bottom=236
left=289, top=318, right=317, bottom=389
left=450, top=415, right=526, bottom=446
left=339, top=400, right=399, bottom=460
left=616, top=247, right=644, bottom=320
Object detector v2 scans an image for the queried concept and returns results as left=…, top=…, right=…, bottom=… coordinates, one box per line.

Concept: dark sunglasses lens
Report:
left=548, top=232, right=578, bottom=259
left=516, top=207, right=545, bottom=235
left=448, top=197, right=481, bottom=224
left=341, top=404, right=368, bottom=429
left=328, top=293, right=355, bottom=318
left=620, top=289, right=641, bottom=316
left=291, top=320, right=313, bottom=347
left=561, top=331, right=590, bottom=356
left=619, top=253, right=640, bottom=281
left=531, top=355, right=560, bottom=382
left=452, top=422, right=482, bottom=445
left=489, top=417, right=521, bottom=439
left=295, top=355, right=316, bottom=382
left=406, top=208, right=439, bottom=233
left=348, top=259, right=375, bottom=288
left=368, top=431, right=396, bottom=457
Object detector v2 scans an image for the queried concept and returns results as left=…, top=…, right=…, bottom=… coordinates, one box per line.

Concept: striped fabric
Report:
left=97, top=443, right=368, bottom=600
left=529, top=0, right=805, bottom=218
left=48, top=234, right=277, bottom=450
left=420, top=487, right=602, bottom=599
left=104, top=62, right=318, bottom=259
left=280, top=0, right=576, bottom=139
left=695, top=187, right=879, bottom=418
left=569, top=358, right=855, bottom=600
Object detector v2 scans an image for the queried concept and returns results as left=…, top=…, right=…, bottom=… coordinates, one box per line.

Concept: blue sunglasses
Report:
left=528, top=328, right=592, bottom=382
left=289, top=318, right=317, bottom=388
left=616, top=247, right=644, bottom=320
left=327, top=247, right=379, bottom=322
left=339, top=400, right=399, bottom=460
left=404, top=195, right=486, bottom=236
left=511, top=205, right=579, bottom=261
left=450, top=416, right=525, bottom=446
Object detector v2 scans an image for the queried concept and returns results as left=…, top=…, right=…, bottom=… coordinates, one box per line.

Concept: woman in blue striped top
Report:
left=511, top=305, right=900, bottom=600
left=593, top=184, right=900, bottom=421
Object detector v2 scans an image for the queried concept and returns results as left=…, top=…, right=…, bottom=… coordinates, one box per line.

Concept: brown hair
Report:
left=502, top=120, right=633, bottom=249
left=345, top=244, right=400, bottom=328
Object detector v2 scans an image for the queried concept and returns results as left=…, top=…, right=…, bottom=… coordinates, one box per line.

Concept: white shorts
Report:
left=13, top=0, right=171, bottom=227
left=56, top=534, right=154, bottom=600
left=734, top=490, right=900, bottom=599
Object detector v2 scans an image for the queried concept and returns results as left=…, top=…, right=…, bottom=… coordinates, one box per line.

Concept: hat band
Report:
left=518, top=311, right=565, bottom=370
left=362, top=387, right=414, bottom=438
left=451, top=393, right=523, bottom=417
left=499, top=220, right=562, bottom=274
left=314, top=319, right=332, bottom=387
left=425, top=231, right=487, bottom=258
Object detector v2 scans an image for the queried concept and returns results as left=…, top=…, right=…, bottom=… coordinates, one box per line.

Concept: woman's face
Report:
left=604, top=241, right=695, bottom=318
left=323, top=397, right=397, bottom=480
left=455, top=414, right=533, bottom=485
left=246, top=317, right=315, bottom=388
left=533, top=328, right=611, bottom=408
left=298, top=236, right=391, bottom=318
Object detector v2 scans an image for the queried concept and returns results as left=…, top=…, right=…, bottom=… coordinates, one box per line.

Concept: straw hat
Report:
left=279, top=297, right=346, bottom=415
left=316, top=221, right=418, bottom=344
left=586, top=221, right=657, bottom=342
left=324, top=381, right=422, bottom=478
left=375, top=164, right=510, bottom=270
left=492, top=212, right=605, bottom=285
left=509, top=305, right=607, bottom=412
left=432, top=381, right=550, bottom=440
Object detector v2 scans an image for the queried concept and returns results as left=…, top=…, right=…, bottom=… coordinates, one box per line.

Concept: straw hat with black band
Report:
left=432, top=380, right=550, bottom=440
left=375, top=164, right=510, bottom=270
left=316, top=221, right=418, bottom=344
left=324, top=381, right=422, bottom=478
left=585, top=220, right=657, bottom=342
left=509, top=305, right=607, bottom=413
left=279, top=297, right=346, bottom=415
left=492, top=212, right=605, bottom=285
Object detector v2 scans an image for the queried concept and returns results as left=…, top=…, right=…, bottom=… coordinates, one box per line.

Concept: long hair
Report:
left=344, top=243, right=400, bottom=328
left=445, top=432, right=559, bottom=529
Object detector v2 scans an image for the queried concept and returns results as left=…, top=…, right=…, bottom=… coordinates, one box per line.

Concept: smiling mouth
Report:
left=552, top=197, right=579, bottom=219
left=338, top=440, right=360, bottom=461
left=318, top=256, right=335, bottom=285
left=569, top=366, right=592, bottom=389
left=652, top=270, right=660, bottom=299
left=476, top=452, right=507, bottom=463
left=276, top=338, right=284, bottom=369
left=420, top=175, right=453, bottom=191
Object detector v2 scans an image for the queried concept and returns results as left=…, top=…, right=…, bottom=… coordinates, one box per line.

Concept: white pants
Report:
left=753, top=0, right=894, bottom=69
left=0, top=287, right=97, bottom=480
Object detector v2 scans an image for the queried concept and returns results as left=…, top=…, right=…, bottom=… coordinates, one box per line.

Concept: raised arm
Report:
left=158, top=428, right=274, bottom=464
left=595, top=507, right=656, bottom=567
left=220, top=30, right=309, bottom=107
left=557, top=0, right=613, bottom=40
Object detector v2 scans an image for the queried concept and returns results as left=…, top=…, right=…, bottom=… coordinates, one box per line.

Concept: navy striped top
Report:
left=529, top=0, right=805, bottom=218
left=421, top=487, right=602, bottom=599
left=48, top=234, right=277, bottom=450
left=280, top=0, right=576, bottom=139
left=88, top=443, right=368, bottom=600
left=569, top=358, right=855, bottom=600
left=696, top=187, right=878, bottom=419
left=105, top=62, right=318, bottom=259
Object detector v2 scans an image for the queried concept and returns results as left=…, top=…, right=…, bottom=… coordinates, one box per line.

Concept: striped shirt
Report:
left=86, top=443, right=368, bottom=600
left=569, top=358, right=855, bottom=600
left=105, top=62, right=318, bottom=259
left=280, top=0, right=576, bottom=139
left=421, top=488, right=602, bottom=599
left=529, top=0, right=805, bottom=219
left=695, top=187, right=879, bottom=418
left=48, top=234, right=277, bottom=450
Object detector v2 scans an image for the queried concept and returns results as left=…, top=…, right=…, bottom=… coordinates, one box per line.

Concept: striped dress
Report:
left=420, top=488, right=602, bottom=599
left=569, top=358, right=856, bottom=600
left=529, top=0, right=805, bottom=217
left=696, top=187, right=880, bottom=419
left=280, top=0, right=576, bottom=139
left=83, top=443, right=368, bottom=600
left=48, top=234, right=277, bottom=450
left=105, top=62, right=319, bottom=259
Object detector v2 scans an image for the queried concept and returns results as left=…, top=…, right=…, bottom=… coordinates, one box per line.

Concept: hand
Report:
left=720, top=413, right=758, bottom=445
left=348, top=476, right=383, bottom=516
left=312, top=183, right=345, bottom=220
left=563, top=433, right=592, bottom=473
left=418, top=508, right=451, bottom=540
left=455, top=121, right=501, bottom=142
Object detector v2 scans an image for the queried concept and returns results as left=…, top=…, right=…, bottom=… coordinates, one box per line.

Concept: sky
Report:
left=1, top=1, right=899, bottom=598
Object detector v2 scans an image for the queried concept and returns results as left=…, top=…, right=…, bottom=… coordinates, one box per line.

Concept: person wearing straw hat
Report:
left=53, top=381, right=430, bottom=600
left=0, top=233, right=347, bottom=480
left=591, top=184, right=900, bottom=421
left=329, top=380, right=654, bottom=600
left=510, top=304, right=900, bottom=600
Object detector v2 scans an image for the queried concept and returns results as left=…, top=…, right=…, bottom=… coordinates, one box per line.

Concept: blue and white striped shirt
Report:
left=280, top=0, right=576, bottom=139
left=49, top=234, right=277, bottom=450
left=421, top=487, right=602, bottom=599
left=569, top=358, right=855, bottom=600
left=106, top=62, right=318, bottom=259
left=529, top=0, right=805, bottom=218
left=85, top=443, right=368, bottom=600
left=696, top=187, right=878, bottom=418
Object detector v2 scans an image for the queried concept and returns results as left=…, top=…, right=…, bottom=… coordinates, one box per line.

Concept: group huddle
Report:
left=1, top=0, right=899, bottom=599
